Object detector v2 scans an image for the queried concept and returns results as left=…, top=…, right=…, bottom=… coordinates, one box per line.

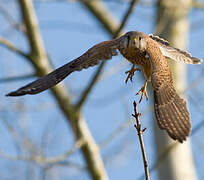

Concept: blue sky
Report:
left=0, top=0, right=204, bottom=179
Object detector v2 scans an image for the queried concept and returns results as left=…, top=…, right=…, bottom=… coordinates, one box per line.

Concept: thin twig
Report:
left=76, top=60, right=104, bottom=110
left=138, top=118, right=204, bottom=180
left=99, top=118, right=132, bottom=148
left=132, top=101, right=150, bottom=180
left=0, top=37, right=30, bottom=59
left=0, top=4, right=24, bottom=32
left=114, top=0, right=140, bottom=38
left=0, top=73, right=35, bottom=83
left=0, top=138, right=85, bottom=165
left=42, top=138, right=85, bottom=164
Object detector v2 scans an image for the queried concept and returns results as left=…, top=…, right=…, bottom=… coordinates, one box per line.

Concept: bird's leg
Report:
left=125, top=64, right=141, bottom=83
left=136, top=80, right=148, bottom=103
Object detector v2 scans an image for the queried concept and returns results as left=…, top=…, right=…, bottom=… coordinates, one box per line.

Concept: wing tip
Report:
left=6, top=90, right=25, bottom=97
left=6, top=88, right=29, bottom=96
left=168, top=132, right=187, bottom=143
left=193, top=57, right=203, bottom=64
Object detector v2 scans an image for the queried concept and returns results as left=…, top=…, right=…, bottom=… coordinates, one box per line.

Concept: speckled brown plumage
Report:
left=145, top=37, right=191, bottom=142
left=7, top=31, right=202, bottom=142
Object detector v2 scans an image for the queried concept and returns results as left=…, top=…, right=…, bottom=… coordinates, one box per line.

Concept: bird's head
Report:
left=123, top=31, right=147, bottom=51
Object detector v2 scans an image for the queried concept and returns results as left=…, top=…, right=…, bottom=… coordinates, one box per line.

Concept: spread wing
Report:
left=146, top=39, right=191, bottom=142
left=149, top=34, right=203, bottom=64
left=6, top=39, right=120, bottom=96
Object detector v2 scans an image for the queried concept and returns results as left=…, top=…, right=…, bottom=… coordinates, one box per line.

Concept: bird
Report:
left=6, top=31, right=202, bottom=142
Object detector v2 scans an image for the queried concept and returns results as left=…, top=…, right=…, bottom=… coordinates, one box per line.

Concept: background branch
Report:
left=0, top=74, right=35, bottom=83
left=192, top=1, right=204, bottom=9
left=0, top=138, right=85, bottom=165
left=16, top=0, right=111, bottom=179
left=0, top=37, right=30, bottom=59
left=76, top=0, right=139, bottom=110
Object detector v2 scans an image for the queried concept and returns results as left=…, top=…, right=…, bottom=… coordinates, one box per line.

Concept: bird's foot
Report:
left=136, top=81, right=148, bottom=103
left=125, top=65, right=141, bottom=83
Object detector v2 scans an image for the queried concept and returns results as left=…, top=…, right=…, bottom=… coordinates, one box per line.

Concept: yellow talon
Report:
left=125, top=64, right=141, bottom=83
left=136, top=80, right=148, bottom=103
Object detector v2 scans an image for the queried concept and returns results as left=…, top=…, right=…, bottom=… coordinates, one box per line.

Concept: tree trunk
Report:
left=18, top=1, right=109, bottom=179
left=154, top=0, right=197, bottom=179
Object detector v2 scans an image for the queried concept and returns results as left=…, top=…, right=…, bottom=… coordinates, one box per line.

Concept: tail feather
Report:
left=154, top=85, right=191, bottom=142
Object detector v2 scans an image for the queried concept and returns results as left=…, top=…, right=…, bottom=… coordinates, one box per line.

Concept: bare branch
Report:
left=41, top=138, right=85, bottom=164
left=76, top=61, right=104, bottom=110
left=0, top=37, right=30, bottom=59
left=75, top=0, right=122, bottom=110
left=0, top=138, right=85, bottom=165
left=17, top=0, right=109, bottom=179
left=0, top=73, right=35, bottom=83
left=99, top=118, right=132, bottom=148
left=192, top=1, right=204, bottom=9
left=114, top=0, right=139, bottom=38
left=80, top=0, right=121, bottom=36
left=138, top=119, right=204, bottom=180
left=99, top=60, right=128, bottom=82
left=82, top=0, right=139, bottom=37
left=132, top=101, right=150, bottom=180
left=0, top=4, right=24, bottom=32
left=76, top=0, right=139, bottom=110
left=2, top=120, right=40, bottom=155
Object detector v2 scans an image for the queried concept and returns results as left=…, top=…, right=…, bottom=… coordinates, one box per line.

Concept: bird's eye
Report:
left=133, top=38, right=137, bottom=45
left=127, top=35, right=130, bottom=42
left=126, top=35, right=131, bottom=47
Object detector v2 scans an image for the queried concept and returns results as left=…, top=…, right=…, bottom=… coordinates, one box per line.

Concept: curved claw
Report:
left=125, top=64, right=141, bottom=83
left=136, top=81, right=148, bottom=103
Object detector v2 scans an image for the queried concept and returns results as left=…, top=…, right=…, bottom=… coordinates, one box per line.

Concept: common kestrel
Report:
left=7, top=31, right=202, bottom=142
